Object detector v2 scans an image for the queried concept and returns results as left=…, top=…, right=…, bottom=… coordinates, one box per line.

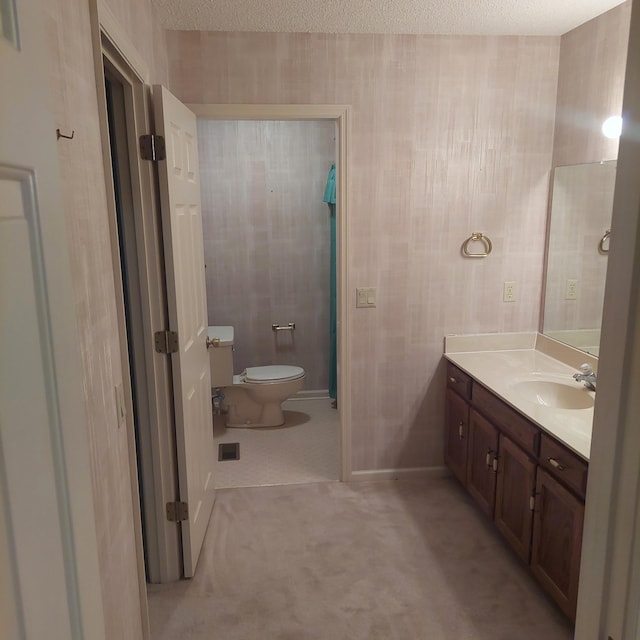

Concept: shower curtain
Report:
left=323, top=164, right=337, bottom=401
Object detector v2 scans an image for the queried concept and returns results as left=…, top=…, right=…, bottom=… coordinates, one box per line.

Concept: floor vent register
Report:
left=218, top=442, right=240, bottom=461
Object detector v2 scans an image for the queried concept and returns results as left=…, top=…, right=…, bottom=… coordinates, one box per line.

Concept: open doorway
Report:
left=188, top=103, right=351, bottom=486
left=98, top=60, right=219, bottom=586
left=197, top=117, right=341, bottom=488
left=103, top=62, right=154, bottom=576
left=95, top=33, right=182, bottom=589
left=97, top=37, right=219, bottom=586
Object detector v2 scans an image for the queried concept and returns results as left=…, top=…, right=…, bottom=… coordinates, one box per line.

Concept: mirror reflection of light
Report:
left=602, top=115, right=623, bottom=139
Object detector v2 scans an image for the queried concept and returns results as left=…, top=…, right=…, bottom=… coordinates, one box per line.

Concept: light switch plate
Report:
left=356, top=287, right=376, bottom=308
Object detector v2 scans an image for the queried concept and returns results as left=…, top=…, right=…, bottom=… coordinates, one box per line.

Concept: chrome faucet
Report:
left=573, top=363, right=597, bottom=391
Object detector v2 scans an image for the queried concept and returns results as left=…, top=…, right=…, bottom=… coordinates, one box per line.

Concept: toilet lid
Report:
left=244, top=365, right=305, bottom=383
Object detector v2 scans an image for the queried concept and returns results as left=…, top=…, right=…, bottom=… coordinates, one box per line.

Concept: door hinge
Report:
left=166, top=501, right=189, bottom=522
left=155, top=330, right=178, bottom=354
left=140, top=134, right=166, bottom=161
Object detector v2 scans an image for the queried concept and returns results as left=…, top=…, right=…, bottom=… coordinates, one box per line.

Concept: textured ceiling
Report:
left=151, top=0, right=626, bottom=36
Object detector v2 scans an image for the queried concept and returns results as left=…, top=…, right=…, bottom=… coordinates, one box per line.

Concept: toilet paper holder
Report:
left=272, top=322, right=296, bottom=332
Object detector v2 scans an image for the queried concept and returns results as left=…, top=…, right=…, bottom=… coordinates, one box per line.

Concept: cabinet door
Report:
left=495, top=434, right=536, bottom=563
left=445, top=389, right=469, bottom=486
left=531, top=469, right=584, bottom=621
left=466, top=409, right=499, bottom=519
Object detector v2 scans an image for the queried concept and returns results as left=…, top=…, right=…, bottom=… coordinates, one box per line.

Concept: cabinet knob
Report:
left=548, top=457, right=565, bottom=471
left=449, top=376, right=457, bottom=383
left=458, top=421, right=464, bottom=439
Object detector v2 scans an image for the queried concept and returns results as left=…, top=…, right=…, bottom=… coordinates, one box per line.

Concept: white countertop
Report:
left=444, top=335, right=594, bottom=460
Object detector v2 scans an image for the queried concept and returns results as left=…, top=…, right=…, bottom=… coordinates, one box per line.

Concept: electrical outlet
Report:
left=566, top=279, right=578, bottom=300
left=503, top=281, right=516, bottom=302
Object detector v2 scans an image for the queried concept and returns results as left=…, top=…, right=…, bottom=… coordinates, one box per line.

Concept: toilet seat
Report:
left=242, top=365, right=305, bottom=384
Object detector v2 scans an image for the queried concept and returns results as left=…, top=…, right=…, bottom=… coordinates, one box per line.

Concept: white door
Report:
left=0, top=0, right=104, bottom=637
left=153, top=85, right=215, bottom=578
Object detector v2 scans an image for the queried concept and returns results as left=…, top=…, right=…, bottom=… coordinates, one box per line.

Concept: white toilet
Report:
left=208, top=326, right=305, bottom=428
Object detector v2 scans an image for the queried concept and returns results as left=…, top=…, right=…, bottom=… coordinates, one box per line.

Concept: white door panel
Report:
left=0, top=166, right=81, bottom=638
left=153, top=85, right=215, bottom=578
left=1, top=0, right=104, bottom=637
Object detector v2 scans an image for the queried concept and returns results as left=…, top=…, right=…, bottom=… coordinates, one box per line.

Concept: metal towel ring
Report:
left=462, top=232, right=493, bottom=258
left=599, top=229, right=611, bottom=254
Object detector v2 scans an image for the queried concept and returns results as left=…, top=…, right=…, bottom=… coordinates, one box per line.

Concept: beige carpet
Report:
left=147, top=477, right=573, bottom=639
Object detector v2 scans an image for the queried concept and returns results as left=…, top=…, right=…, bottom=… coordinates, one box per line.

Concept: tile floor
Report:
left=212, top=397, right=341, bottom=488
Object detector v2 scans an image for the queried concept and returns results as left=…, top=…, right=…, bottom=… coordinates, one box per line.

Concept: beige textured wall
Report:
left=553, top=1, right=632, bottom=167
left=99, top=0, right=170, bottom=86
left=198, top=120, right=335, bottom=390
left=167, top=32, right=560, bottom=471
left=43, top=0, right=168, bottom=637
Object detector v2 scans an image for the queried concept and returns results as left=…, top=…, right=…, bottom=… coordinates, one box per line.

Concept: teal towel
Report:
left=323, top=163, right=337, bottom=400
left=323, top=163, right=336, bottom=205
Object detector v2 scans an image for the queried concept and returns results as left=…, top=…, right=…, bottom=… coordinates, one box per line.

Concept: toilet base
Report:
left=221, top=374, right=305, bottom=428
left=224, top=400, right=285, bottom=428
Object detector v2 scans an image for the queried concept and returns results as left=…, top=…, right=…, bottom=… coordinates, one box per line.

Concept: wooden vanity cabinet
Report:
left=472, top=384, right=539, bottom=455
left=443, top=361, right=588, bottom=622
left=466, top=412, right=536, bottom=562
left=445, top=389, right=469, bottom=486
left=446, top=363, right=472, bottom=399
left=444, top=364, right=472, bottom=486
left=466, top=409, right=498, bottom=519
left=531, top=469, right=584, bottom=621
left=531, top=436, right=588, bottom=621
left=539, top=434, right=588, bottom=497
left=494, top=434, right=536, bottom=563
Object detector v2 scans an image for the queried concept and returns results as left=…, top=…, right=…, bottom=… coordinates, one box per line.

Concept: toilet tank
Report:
left=207, top=326, right=234, bottom=387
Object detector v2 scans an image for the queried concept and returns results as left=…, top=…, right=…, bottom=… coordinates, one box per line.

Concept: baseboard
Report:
left=347, top=466, right=449, bottom=482
left=291, top=389, right=330, bottom=400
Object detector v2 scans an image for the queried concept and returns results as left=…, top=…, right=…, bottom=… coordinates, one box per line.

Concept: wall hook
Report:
left=56, top=128, right=75, bottom=140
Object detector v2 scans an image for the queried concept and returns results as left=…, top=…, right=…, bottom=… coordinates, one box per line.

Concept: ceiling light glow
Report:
left=602, top=115, right=623, bottom=139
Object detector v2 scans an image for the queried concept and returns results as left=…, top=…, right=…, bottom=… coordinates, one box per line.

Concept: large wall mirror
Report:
left=542, top=160, right=616, bottom=356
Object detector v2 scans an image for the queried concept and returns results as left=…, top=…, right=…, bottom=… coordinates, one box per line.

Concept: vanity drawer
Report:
left=540, top=435, right=588, bottom=499
left=472, top=384, right=539, bottom=456
left=446, top=363, right=472, bottom=400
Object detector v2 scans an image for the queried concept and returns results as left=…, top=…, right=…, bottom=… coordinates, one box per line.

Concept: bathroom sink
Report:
left=511, top=379, right=594, bottom=410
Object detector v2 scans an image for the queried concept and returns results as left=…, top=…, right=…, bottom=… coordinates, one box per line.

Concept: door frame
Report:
left=89, top=0, right=182, bottom=590
left=575, top=3, right=640, bottom=637
left=188, top=103, right=351, bottom=481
